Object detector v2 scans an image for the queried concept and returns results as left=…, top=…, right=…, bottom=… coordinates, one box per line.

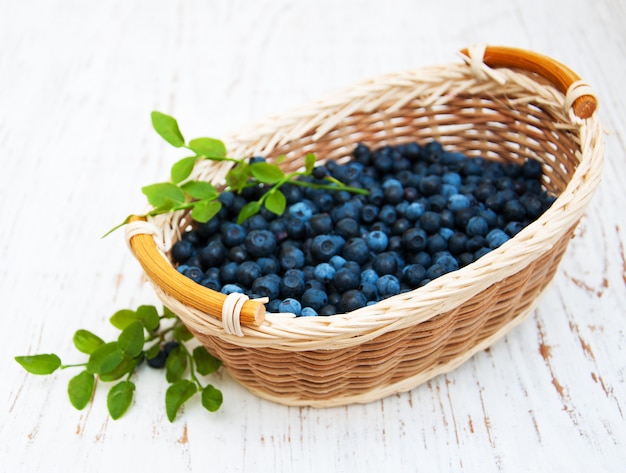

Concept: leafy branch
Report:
left=104, top=111, right=367, bottom=237
left=15, top=305, right=223, bottom=422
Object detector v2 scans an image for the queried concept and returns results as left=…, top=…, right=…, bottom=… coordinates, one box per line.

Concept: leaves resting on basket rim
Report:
left=104, top=111, right=367, bottom=237
left=14, top=304, right=224, bottom=422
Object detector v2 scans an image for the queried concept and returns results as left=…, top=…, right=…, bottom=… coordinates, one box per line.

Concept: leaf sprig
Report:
left=15, top=305, right=223, bottom=422
left=105, top=111, right=367, bottom=236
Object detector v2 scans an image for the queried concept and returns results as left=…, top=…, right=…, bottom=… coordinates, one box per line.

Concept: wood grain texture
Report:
left=1, top=0, right=624, bottom=472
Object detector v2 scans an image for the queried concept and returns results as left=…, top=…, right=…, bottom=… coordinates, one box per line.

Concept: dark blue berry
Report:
left=402, top=264, right=426, bottom=287
left=335, top=218, right=360, bottom=239
left=340, top=290, right=368, bottom=312
left=341, top=238, right=370, bottom=265
left=402, top=228, right=427, bottom=252
left=182, top=266, right=204, bottom=283
left=278, top=298, right=302, bottom=316
left=301, top=288, right=328, bottom=311
left=199, top=241, right=227, bottom=268
left=245, top=229, right=277, bottom=258
left=333, top=268, right=360, bottom=292
left=221, top=223, right=247, bottom=247
left=314, top=263, right=336, bottom=283
left=466, top=216, right=489, bottom=237
left=171, top=240, right=194, bottom=264
left=280, top=269, right=306, bottom=299
left=310, top=234, right=340, bottom=262
left=420, top=211, right=442, bottom=233
left=366, top=231, right=389, bottom=253
left=372, top=252, right=398, bottom=276
left=251, top=274, right=281, bottom=299
left=376, top=274, right=401, bottom=298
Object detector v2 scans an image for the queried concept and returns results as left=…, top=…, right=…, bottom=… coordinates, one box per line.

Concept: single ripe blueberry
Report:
left=310, top=234, right=339, bottom=262
left=301, top=288, right=328, bottom=311
left=171, top=240, right=194, bottom=264
left=279, top=246, right=305, bottom=270
left=420, top=211, right=442, bottom=233
left=314, top=263, right=336, bottom=283
left=376, top=274, right=401, bottom=298
left=221, top=223, right=247, bottom=247
left=289, top=202, right=313, bottom=221
left=279, top=298, right=302, bottom=316
left=405, top=202, right=425, bottom=221
left=300, top=307, right=319, bottom=317
left=309, top=213, right=333, bottom=235
left=448, top=194, right=471, bottom=212
left=402, top=228, right=427, bottom=252
left=360, top=268, right=379, bottom=286
left=199, top=240, right=228, bottom=268
left=333, top=268, right=360, bottom=292
left=340, top=290, right=368, bottom=312
left=486, top=229, right=510, bottom=248
left=335, top=218, right=360, bottom=239
left=235, top=261, right=262, bottom=288
left=372, top=252, right=398, bottom=276
left=280, top=269, right=306, bottom=299
left=365, top=231, right=389, bottom=253
left=245, top=229, right=277, bottom=258
left=221, top=283, right=244, bottom=295
left=251, top=274, right=281, bottom=299
left=182, top=266, right=204, bottom=283
left=341, top=238, right=370, bottom=265
left=402, top=264, right=426, bottom=287
left=466, top=216, right=489, bottom=237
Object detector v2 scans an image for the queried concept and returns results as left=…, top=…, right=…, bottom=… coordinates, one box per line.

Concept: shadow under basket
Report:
left=127, top=45, right=604, bottom=407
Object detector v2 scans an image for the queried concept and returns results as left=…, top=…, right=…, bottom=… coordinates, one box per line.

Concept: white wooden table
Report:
left=2, top=1, right=625, bottom=471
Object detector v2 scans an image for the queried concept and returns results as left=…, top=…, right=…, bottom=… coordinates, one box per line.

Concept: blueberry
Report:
left=474, top=247, right=492, bottom=259
left=221, top=223, right=247, bottom=247
left=171, top=240, right=194, bottom=264
left=341, top=238, right=370, bottom=265
left=466, top=216, right=489, bottom=237
left=405, top=202, right=425, bottom=221
left=335, top=218, right=360, bottom=239
left=147, top=350, right=167, bottom=369
left=221, top=283, right=244, bottom=295
left=503, top=200, right=526, bottom=221
left=309, top=213, right=333, bottom=235
left=448, top=232, right=468, bottom=254
left=245, top=229, right=277, bottom=258
left=448, top=194, right=471, bottom=212
left=455, top=206, right=478, bottom=228
left=228, top=245, right=248, bottom=263
left=200, top=277, right=221, bottom=291
left=418, top=175, right=442, bottom=196
left=402, top=228, right=427, bottom=252
left=466, top=235, right=488, bottom=253
left=426, top=234, right=448, bottom=254
left=366, top=230, right=389, bottom=253
left=251, top=274, right=281, bottom=299
left=504, top=221, right=524, bottom=237
left=360, top=204, right=379, bottom=223
left=278, top=298, right=302, bottom=316
left=353, top=143, right=372, bottom=164
left=301, top=288, right=328, bottom=311
left=314, top=263, right=336, bottom=283
left=402, top=264, right=426, bottom=287
left=244, top=213, right=269, bottom=231
left=520, top=193, right=544, bottom=218
left=182, top=266, right=204, bottom=283
left=310, top=234, right=340, bottom=262
left=163, top=341, right=180, bottom=356
left=391, top=218, right=411, bottom=236
left=235, top=261, right=262, bottom=288
left=360, top=268, right=379, bottom=286
left=522, top=158, right=543, bottom=179
left=199, top=240, right=227, bottom=268
left=433, top=252, right=459, bottom=272
left=426, top=263, right=451, bottom=280
left=257, top=256, right=280, bottom=275
left=360, top=283, right=379, bottom=301
left=376, top=274, right=401, bottom=298
left=289, top=202, right=313, bottom=221
left=420, top=211, right=442, bottom=233
left=319, top=304, right=338, bottom=316
left=383, top=181, right=404, bottom=204
left=281, top=184, right=304, bottom=204
left=331, top=201, right=360, bottom=222
left=486, top=229, right=510, bottom=248
left=340, top=290, right=368, bottom=312
left=333, top=268, right=360, bottom=292
left=300, top=307, right=319, bottom=317
left=279, top=269, right=306, bottom=299
left=442, top=171, right=462, bottom=188
left=329, top=255, right=347, bottom=269
left=378, top=205, right=397, bottom=225
left=285, top=216, right=307, bottom=239
left=279, top=246, right=305, bottom=270
left=372, top=252, right=398, bottom=276
left=312, top=191, right=335, bottom=212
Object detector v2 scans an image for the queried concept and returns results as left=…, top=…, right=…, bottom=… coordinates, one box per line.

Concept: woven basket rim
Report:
left=129, top=48, right=605, bottom=350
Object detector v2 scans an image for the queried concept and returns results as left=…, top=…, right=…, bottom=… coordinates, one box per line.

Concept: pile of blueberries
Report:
left=171, top=141, right=556, bottom=316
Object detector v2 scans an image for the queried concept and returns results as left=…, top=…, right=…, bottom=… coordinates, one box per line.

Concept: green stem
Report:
left=60, top=362, right=87, bottom=369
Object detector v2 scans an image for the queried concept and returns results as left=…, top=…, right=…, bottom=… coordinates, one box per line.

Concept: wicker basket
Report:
left=126, top=45, right=604, bottom=407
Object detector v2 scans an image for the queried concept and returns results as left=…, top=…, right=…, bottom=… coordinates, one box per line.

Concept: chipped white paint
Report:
left=1, top=0, right=625, bottom=471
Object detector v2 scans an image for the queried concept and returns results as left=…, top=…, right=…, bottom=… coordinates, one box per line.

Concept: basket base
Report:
left=235, top=297, right=542, bottom=408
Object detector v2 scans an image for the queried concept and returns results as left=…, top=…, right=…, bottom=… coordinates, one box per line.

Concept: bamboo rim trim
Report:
left=126, top=45, right=604, bottom=350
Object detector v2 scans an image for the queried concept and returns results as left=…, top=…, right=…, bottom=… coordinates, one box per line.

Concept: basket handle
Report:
left=127, top=217, right=266, bottom=329
left=460, top=46, right=597, bottom=119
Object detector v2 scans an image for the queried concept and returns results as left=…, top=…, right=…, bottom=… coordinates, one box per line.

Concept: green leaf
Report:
left=191, top=199, right=221, bottom=223
left=118, top=321, right=145, bottom=358
left=188, top=138, right=227, bottom=158
left=193, top=346, right=222, bottom=376
left=73, top=330, right=104, bottom=355
left=201, top=385, right=223, bottom=412
left=225, top=162, right=250, bottom=192
left=87, top=342, right=123, bottom=375
left=305, top=153, right=316, bottom=173
left=264, top=190, right=286, bottom=216
left=141, top=182, right=186, bottom=207
left=136, top=305, right=160, bottom=332
left=107, top=381, right=135, bottom=420
left=171, top=156, right=197, bottom=183
left=110, top=309, right=138, bottom=330
left=236, top=201, right=261, bottom=224
left=165, top=346, right=187, bottom=383
left=67, top=370, right=95, bottom=410
left=165, top=380, right=197, bottom=422
left=162, top=306, right=177, bottom=319
left=15, top=354, right=61, bottom=375
left=151, top=111, right=185, bottom=148
left=181, top=181, right=218, bottom=200
left=250, top=162, right=285, bottom=184
left=99, top=356, right=137, bottom=382
left=145, top=342, right=161, bottom=361
left=173, top=323, right=194, bottom=342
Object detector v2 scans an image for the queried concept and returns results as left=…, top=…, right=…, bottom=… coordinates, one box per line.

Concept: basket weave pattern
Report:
left=130, top=48, right=604, bottom=407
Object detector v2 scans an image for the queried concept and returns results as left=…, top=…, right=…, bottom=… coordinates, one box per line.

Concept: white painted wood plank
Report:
left=1, top=0, right=625, bottom=472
